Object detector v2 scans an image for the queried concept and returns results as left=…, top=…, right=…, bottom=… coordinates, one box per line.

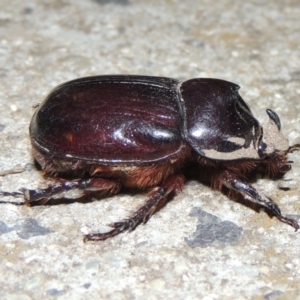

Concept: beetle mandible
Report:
left=1, top=75, right=299, bottom=241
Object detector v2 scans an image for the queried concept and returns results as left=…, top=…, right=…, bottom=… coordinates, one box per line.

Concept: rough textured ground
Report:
left=1, top=0, right=300, bottom=299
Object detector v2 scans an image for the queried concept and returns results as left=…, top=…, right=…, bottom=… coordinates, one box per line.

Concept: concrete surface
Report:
left=1, top=0, right=300, bottom=299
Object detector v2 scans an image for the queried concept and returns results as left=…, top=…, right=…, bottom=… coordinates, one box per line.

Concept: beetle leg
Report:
left=21, top=178, right=121, bottom=205
left=84, top=174, right=185, bottom=242
left=0, top=191, right=24, bottom=198
left=220, top=171, right=299, bottom=230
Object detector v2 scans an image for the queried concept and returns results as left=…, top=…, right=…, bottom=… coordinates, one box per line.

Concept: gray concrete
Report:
left=1, top=0, right=300, bottom=299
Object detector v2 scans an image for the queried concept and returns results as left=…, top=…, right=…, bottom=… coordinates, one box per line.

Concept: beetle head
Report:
left=257, top=109, right=289, bottom=157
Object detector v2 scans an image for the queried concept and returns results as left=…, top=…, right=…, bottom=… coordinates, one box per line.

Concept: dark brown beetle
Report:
left=1, top=75, right=299, bottom=241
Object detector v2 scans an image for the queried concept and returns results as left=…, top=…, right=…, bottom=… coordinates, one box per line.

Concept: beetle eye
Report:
left=258, top=140, right=267, bottom=158
left=257, top=128, right=267, bottom=157
left=255, top=127, right=267, bottom=158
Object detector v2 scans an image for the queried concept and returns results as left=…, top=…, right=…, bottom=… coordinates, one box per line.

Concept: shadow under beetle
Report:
left=1, top=75, right=299, bottom=241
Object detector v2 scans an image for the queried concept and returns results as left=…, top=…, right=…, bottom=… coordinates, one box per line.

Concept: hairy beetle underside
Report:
left=2, top=143, right=299, bottom=241
left=9, top=134, right=300, bottom=242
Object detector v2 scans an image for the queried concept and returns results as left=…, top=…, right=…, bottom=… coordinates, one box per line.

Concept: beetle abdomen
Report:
left=32, top=143, right=191, bottom=188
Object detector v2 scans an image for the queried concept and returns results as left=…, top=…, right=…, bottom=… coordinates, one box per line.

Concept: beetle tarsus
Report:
left=276, top=215, right=299, bottom=231
left=84, top=219, right=137, bottom=242
left=84, top=174, right=185, bottom=242
left=0, top=191, right=24, bottom=198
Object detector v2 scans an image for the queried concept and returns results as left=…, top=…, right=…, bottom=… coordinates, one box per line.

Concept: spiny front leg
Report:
left=220, top=171, right=299, bottom=231
left=84, top=174, right=185, bottom=242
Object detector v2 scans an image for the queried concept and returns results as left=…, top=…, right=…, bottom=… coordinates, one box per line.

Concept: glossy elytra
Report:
left=1, top=75, right=299, bottom=241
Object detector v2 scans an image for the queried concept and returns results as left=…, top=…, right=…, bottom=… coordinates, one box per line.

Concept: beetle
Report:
left=1, top=75, right=299, bottom=241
